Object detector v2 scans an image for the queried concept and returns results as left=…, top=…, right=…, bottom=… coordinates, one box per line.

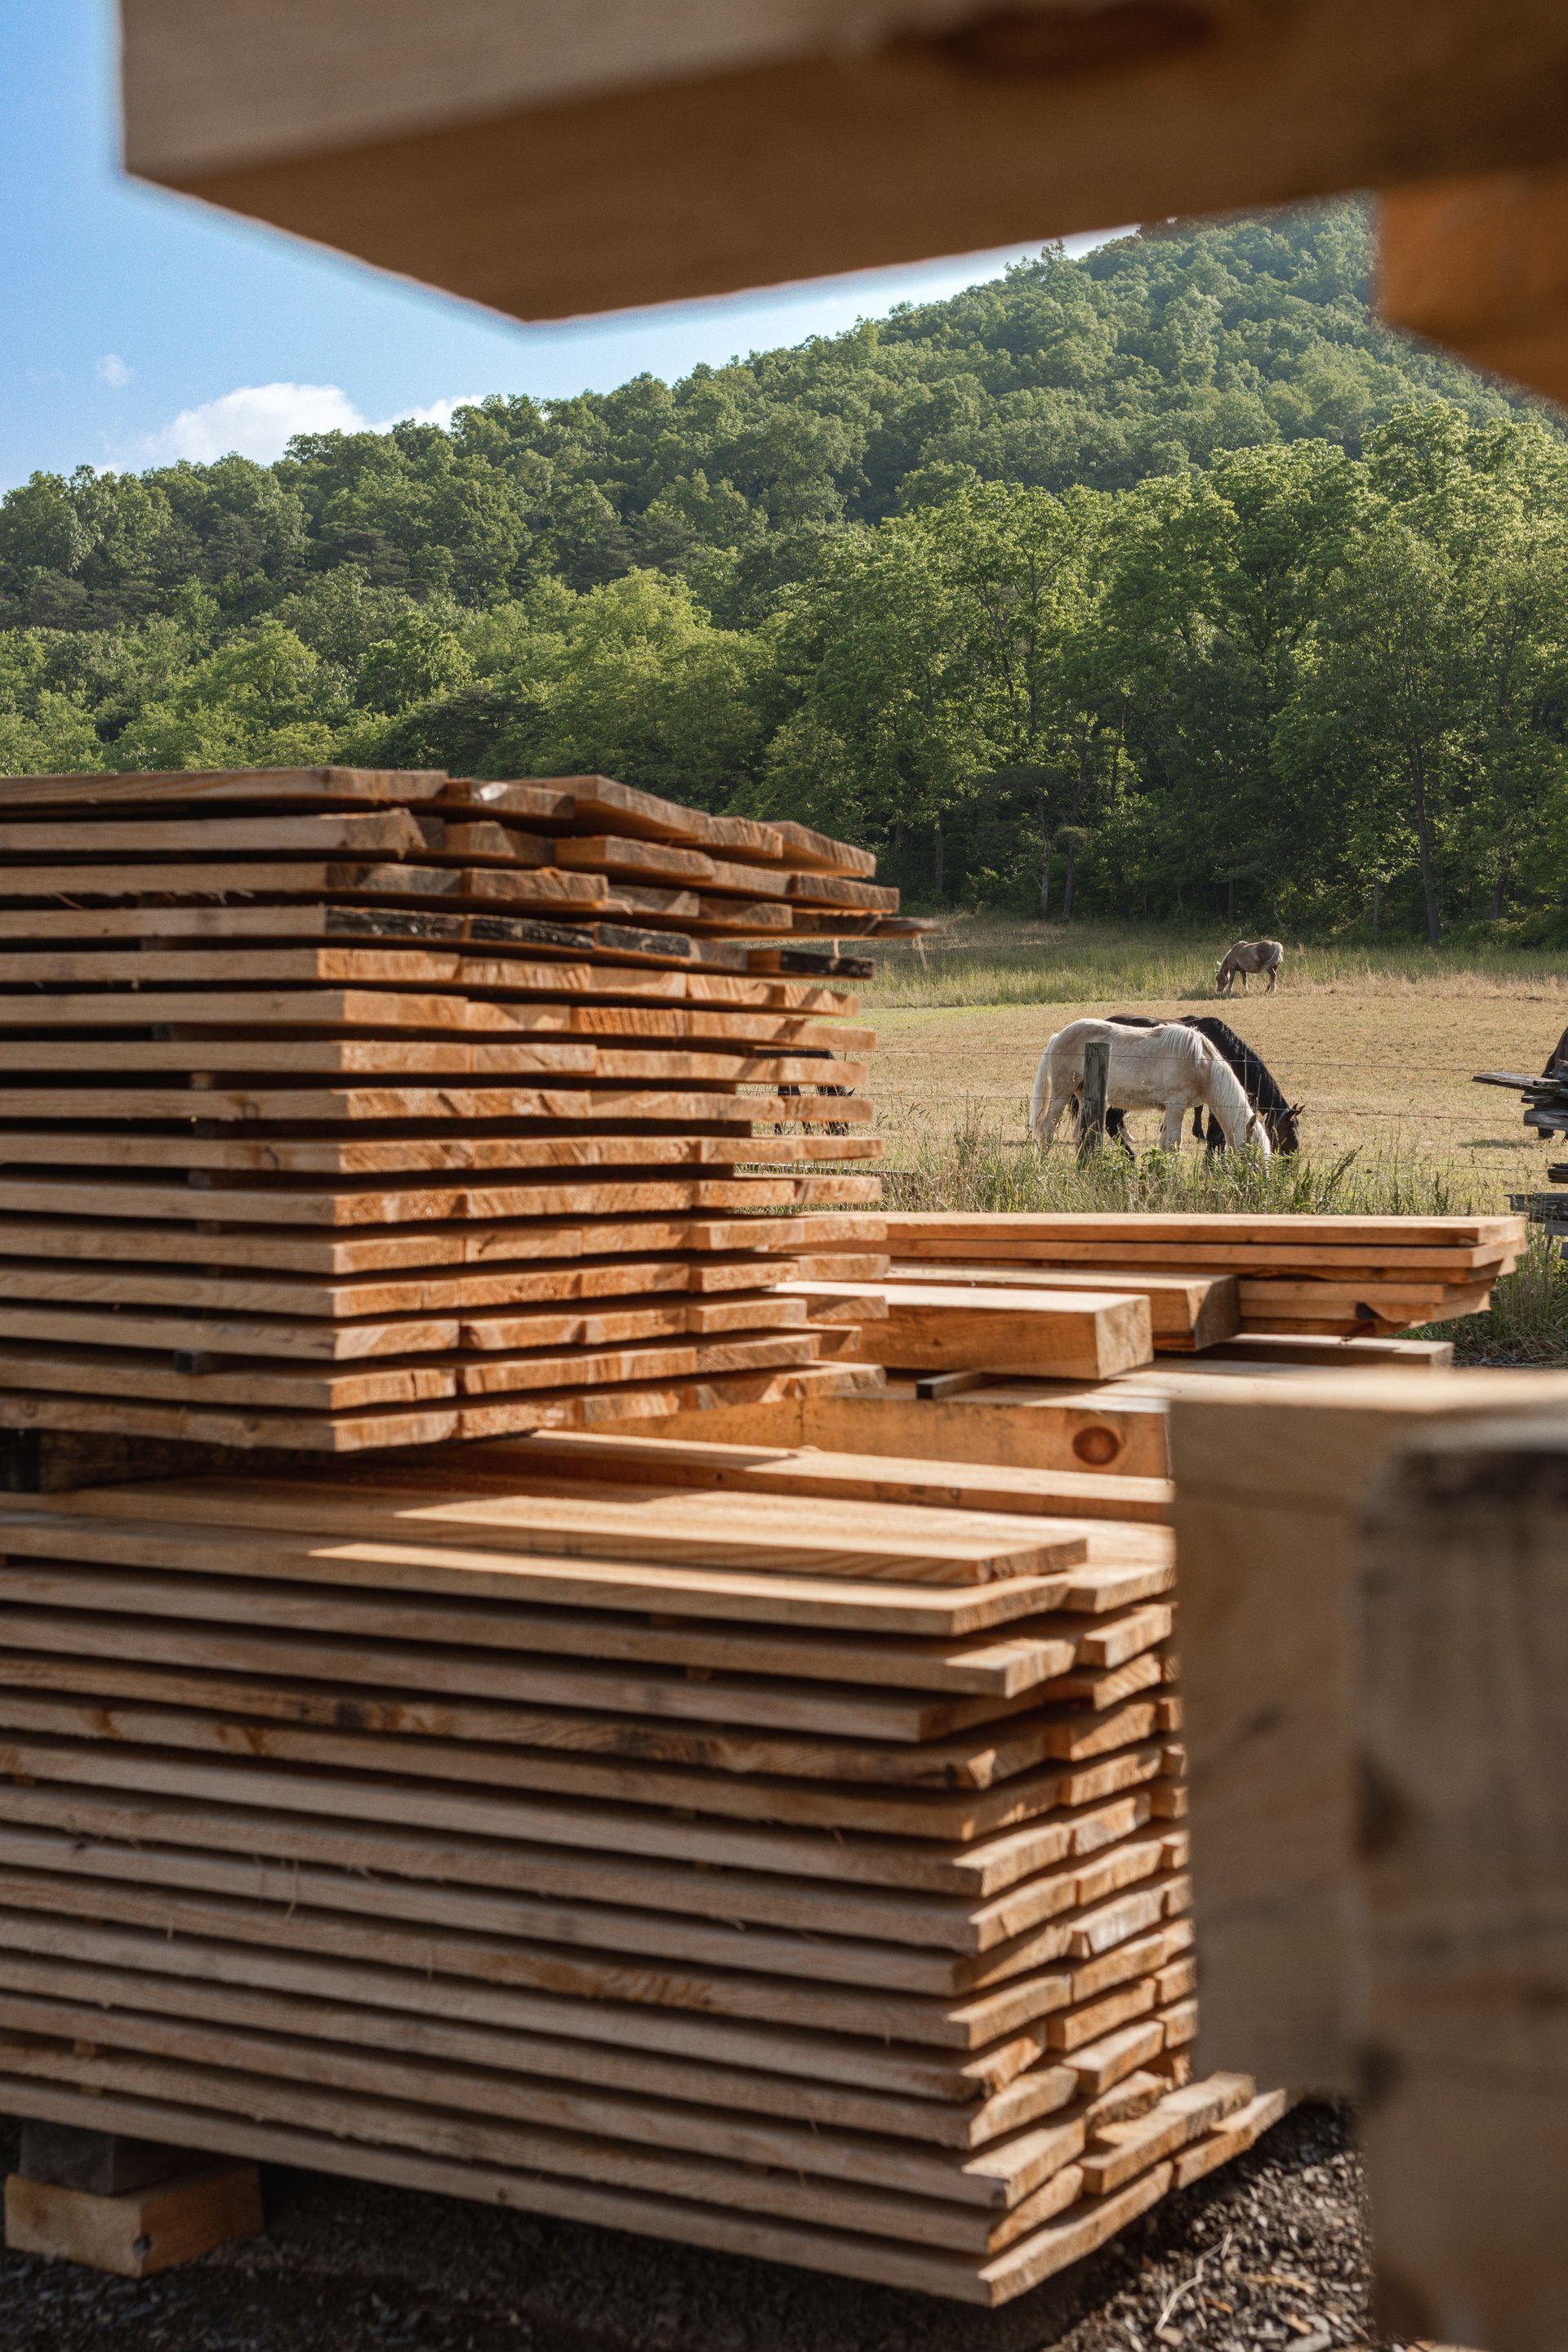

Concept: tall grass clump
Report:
left=882, top=1114, right=1486, bottom=1219
left=1420, top=1227, right=1568, bottom=1364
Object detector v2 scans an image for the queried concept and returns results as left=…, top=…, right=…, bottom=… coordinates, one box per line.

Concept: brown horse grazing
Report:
left=1216, top=939, right=1284, bottom=995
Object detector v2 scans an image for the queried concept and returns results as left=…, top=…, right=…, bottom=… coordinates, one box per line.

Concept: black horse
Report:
left=1087, top=1014, right=1302, bottom=1155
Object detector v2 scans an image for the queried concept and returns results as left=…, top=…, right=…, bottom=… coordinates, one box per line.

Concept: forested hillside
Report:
left=2, top=203, right=1564, bottom=940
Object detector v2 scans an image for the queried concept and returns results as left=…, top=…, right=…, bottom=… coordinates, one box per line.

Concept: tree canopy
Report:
left=4, top=203, right=1566, bottom=939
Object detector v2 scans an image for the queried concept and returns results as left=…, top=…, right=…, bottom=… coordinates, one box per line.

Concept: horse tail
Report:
left=1196, top=1041, right=1272, bottom=1155
left=1029, top=1046, right=1053, bottom=1142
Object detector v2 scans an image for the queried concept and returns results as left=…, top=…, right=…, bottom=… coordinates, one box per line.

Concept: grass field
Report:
left=860, top=916, right=1567, bottom=1200
left=853, top=917, right=1568, bottom=1360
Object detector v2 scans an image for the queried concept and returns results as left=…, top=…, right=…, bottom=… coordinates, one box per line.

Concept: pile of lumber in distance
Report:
left=796, top=1212, right=1526, bottom=1352
left=1476, top=1061, right=1568, bottom=1246
left=0, top=765, right=901, bottom=1452
left=0, top=1446, right=1283, bottom=2306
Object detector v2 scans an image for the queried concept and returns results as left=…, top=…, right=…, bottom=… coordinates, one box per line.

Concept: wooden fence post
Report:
left=1078, top=1039, right=1110, bottom=1156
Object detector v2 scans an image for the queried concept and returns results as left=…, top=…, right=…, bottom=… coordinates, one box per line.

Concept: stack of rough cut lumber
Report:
left=785, top=1212, right=1524, bottom=1355
left=0, top=1446, right=1284, bottom=2306
left=0, top=765, right=898, bottom=1452
left=1476, top=1058, right=1568, bottom=1247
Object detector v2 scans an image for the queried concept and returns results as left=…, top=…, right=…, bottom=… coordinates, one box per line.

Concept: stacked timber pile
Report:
left=0, top=1448, right=1283, bottom=2306
left=1477, top=1055, right=1568, bottom=1244
left=779, top=1213, right=1523, bottom=1363
left=0, top=765, right=898, bottom=1452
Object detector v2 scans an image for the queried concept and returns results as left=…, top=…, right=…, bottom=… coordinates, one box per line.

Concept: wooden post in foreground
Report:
left=1354, top=1415, right=1568, bottom=2352
left=1169, top=1368, right=1568, bottom=2095
left=1078, top=1039, right=1110, bottom=1157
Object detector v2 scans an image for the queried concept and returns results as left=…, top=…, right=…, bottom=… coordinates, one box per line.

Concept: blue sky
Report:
left=2, top=2, right=1129, bottom=492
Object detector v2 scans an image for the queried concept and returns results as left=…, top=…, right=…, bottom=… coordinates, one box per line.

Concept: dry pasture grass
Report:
left=862, top=922, right=1566, bottom=1201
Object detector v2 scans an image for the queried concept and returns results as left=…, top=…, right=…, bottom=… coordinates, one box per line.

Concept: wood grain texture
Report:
left=1172, top=1368, right=1568, bottom=2094
left=1355, top=1418, right=1568, bottom=2352
left=120, top=0, right=1568, bottom=325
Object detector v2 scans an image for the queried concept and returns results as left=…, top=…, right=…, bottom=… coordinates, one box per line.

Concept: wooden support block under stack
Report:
left=1169, top=1367, right=1568, bottom=2096
left=0, top=765, right=901, bottom=1452
left=0, top=1449, right=1281, bottom=2305
left=5, top=2120, right=264, bottom=2279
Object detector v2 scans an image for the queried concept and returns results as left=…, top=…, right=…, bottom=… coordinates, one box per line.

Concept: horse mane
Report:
left=1187, top=1036, right=1258, bottom=1143
left=1183, top=1017, right=1290, bottom=1115
left=1105, top=1012, right=1289, bottom=1116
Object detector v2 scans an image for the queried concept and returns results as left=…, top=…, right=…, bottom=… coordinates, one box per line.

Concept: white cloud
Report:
left=136, top=381, right=486, bottom=469
left=97, top=354, right=131, bottom=389
left=141, top=381, right=365, bottom=466
left=374, top=394, right=485, bottom=433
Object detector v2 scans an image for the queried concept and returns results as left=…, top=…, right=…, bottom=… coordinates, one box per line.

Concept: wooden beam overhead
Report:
left=120, top=0, right=1568, bottom=323
left=1379, top=164, right=1568, bottom=409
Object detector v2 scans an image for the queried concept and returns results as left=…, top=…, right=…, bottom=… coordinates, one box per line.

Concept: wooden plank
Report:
left=0, top=1138, right=882, bottom=1178
left=0, top=1947, right=1072, bottom=2150
left=495, top=1431, right=1174, bottom=1525
left=0, top=2036, right=1038, bottom=2252
left=0, top=1727, right=1168, bottom=1901
left=0, top=2067, right=1110, bottom=2302
left=1353, top=1416, right=1568, bottom=2352
left=1379, top=162, right=1568, bottom=409
left=0, top=1503, right=1105, bottom=1635
left=0, top=1682, right=1172, bottom=1841
left=0, top=994, right=872, bottom=1052
left=0, top=809, right=436, bottom=856
left=0, top=768, right=448, bottom=810
left=0, top=1212, right=824, bottom=1276
left=1203, top=1334, right=1454, bottom=1370
left=0, top=1851, right=1106, bottom=2057
left=0, top=1638, right=1168, bottom=1795
left=0, top=1169, right=871, bottom=1226
left=1171, top=1367, right=1568, bottom=2094
left=617, top=1385, right=1176, bottom=1481
left=0, top=1360, right=862, bottom=1454
left=0, top=1592, right=1068, bottom=1748
left=0, top=1770, right=1177, bottom=1958
left=883, top=1211, right=1526, bottom=1250
left=0, top=1895, right=1037, bottom=2116
left=0, top=1792, right=1182, bottom=2007
left=0, top=1084, right=858, bottom=1125
left=0, top=1330, right=825, bottom=1414
left=0, top=1554, right=1164, bottom=1699
left=34, top=1472, right=1089, bottom=1583
left=836, top=1285, right=1152, bottom=1383
left=0, top=1291, right=808, bottom=1361
left=885, top=1263, right=1241, bottom=1353
left=0, top=1982, right=1078, bottom=2212
left=0, top=1255, right=800, bottom=1318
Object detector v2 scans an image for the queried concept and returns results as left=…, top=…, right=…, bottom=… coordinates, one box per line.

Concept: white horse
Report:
left=1216, top=938, right=1284, bottom=994
left=1030, top=1018, right=1273, bottom=1155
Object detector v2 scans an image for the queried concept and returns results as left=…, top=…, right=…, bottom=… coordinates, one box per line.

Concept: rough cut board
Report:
left=118, top=0, right=1568, bottom=332
left=803, top=1285, right=1154, bottom=1383
left=1171, top=1367, right=1568, bottom=2093
left=605, top=1380, right=1178, bottom=1481
left=881, top=1263, right=1240, bottom=1353
left=0, top=764, right=889, bottom=1446
left=0, top=1423, right=1275, bottom=2305
left=495, top=1430, right=1174, bottom=1525
left=1354, top=1416, right=1568, bottom=2352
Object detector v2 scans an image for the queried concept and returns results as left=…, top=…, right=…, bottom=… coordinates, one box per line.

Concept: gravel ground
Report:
left=0, top=2104, right=1411, bottom=2352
